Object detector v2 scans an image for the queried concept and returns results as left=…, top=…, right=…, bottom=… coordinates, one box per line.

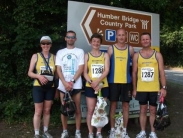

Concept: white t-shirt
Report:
left=56, top=47, right=84, bottom=92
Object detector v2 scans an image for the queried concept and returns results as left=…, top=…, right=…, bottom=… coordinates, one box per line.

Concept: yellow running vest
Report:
left=85, top=52, right=108, bottom=87
left=137, top=51, right=160, bottom=92
left=33, top=53, right=55, bottom=86
left=108, top=45, right=131, bottom=83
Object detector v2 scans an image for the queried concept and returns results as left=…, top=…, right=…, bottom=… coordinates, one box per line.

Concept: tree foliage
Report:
left=0, top=0, right=183, bottom=122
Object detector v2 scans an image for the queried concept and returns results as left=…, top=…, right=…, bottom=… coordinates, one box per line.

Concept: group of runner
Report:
left=28, top=29, right=167, bottom=138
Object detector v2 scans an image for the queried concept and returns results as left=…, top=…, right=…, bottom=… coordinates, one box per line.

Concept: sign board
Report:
left=67, top=1, right=160, bottom=52
left=81, top=7, right=151, bottom=47
left=67, top=1, right=154, bottom=122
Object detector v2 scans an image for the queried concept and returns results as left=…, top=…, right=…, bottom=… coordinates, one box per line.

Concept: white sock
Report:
left=111, top=128, right=115, bottom=131
left=44, top=126, right=48, bottom=132
left=96, top=132, right=101, bottom=134
left=75, top=130, right=80, bottom=134
left=63, top=130, right=67, bottom=133
left=150, top=132, right=156, bottom=135
left=141, top=130, right=146, bottom=134
left=35, top=130, right=39, bottom=135
left=123, top=128, right=127, bottom=132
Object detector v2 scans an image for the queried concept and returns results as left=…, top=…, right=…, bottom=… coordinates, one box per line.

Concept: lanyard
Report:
left=42, top=53, right=50, bottom=71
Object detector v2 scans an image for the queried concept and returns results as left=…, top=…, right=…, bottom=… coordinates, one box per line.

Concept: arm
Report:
left=53, top=55, right=58, bottom=79
left=107, top=45, right=113, bottom=58
left=156, top=52, right=167, bottom=97
left=28, top=54, right=48, bottom=85
left=132, top=52, right=138, bottom=97
left=71, top=50, right=84, bottom=82
left=55, top=51, right=72, bottom=92
left=129, top=46, right=134, bottom=58
left=72, top=64, right=84, bottom=82
left=83, top=53, right=91, bottom=83
left=57, top=65, right=72, bottom=92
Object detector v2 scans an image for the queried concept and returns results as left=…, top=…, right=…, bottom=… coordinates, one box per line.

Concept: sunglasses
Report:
left=66, top=36, right=76, bottom=39
left=41, top=43, right=51, bottom=45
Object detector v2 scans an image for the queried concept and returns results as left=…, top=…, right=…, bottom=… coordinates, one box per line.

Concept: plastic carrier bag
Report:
left=91, top=90, right=108, bottom=128
left=153, top=96, right=171, bottom=131
left=60, top=91, right=76, bottom=117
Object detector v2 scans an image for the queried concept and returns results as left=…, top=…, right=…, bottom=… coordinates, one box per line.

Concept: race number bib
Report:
left=91, top=64, right=104, bottom=78
left=141, top=67, right=154, bottom=82
left=40, top=66, right=53, bottom=74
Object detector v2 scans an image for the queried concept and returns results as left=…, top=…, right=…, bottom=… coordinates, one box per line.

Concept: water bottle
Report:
left=156, top=93, right=160, bottom=104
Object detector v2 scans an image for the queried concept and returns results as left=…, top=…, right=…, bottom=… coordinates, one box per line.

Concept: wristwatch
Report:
left=71, top=78, right=75, bottom=83
left=162, top=86, right=167, bottom=90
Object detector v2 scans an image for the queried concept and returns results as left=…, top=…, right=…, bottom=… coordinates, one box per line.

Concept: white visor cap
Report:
left=40, top=36, right=52, bottom=43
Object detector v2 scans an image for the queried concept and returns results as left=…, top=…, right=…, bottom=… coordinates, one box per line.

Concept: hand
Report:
left=38, top=75, right=48, bottom=85
left=68, top=81, right=74, bottom=92
left=132, top=90, right=137, bottom=98
left=90, top=80, right=99, bottom=90
left=159, top=88, right=167, bottom=97
left=94, top=85, right=100, bottom=94
left=63, top=81, right=72, bottom=92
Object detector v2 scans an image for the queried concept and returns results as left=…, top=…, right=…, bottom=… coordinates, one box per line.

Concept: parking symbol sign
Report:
left=105, top=29, right=116, bottom=42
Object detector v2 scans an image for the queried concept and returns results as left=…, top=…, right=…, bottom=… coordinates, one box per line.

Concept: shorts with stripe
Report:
left=108, top=83, right=132, bottom=102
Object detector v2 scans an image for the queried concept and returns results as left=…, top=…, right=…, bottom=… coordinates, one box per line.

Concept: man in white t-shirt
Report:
left=56, top=30, right=84, bottom=138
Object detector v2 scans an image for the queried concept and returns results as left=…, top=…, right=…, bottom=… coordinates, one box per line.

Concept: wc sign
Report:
left=129, top=32, right=139, bottom=44
left=105, top=29, right=116, bottom=42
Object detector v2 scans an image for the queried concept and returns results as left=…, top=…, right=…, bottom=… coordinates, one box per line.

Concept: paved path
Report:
left=165, top=69, right=183, bottom=85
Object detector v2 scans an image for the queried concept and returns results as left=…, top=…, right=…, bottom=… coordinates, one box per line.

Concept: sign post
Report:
left=67, top=1, right=157, bottom=123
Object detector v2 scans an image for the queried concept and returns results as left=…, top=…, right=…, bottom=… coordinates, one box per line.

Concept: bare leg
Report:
left=149, top=105, right=156, bottom=132
left=72, top=92, right=82, bottom=130
left=139, top=104, right=148, bottom=131
left=122, top=102, right=129, bottom=128
left=43, top=100, right=52, bottom=130
left=33, top=103, right=43, bottom=133
left=60, top=93, right=68, bottom=130
left=85, top=97, right=97, bottom=134
left=109, top=101, right=117, bottom=128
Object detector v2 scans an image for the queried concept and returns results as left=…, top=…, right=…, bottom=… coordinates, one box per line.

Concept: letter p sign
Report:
left=105, top=29, right=116, bottom=42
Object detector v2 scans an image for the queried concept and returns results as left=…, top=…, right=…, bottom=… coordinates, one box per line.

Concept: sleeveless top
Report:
left=85, top=52, right=108, bottom=87
left=33, top=53, right=55, bottom=86
left=108, top=45, right=131, bottom=83
left=137, top=50, right=160, bottom=92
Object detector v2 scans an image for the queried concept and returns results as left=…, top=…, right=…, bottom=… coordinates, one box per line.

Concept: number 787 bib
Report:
left=91, top=64, right=104, bottom=78
left=141, top=67, right=154, bottom=82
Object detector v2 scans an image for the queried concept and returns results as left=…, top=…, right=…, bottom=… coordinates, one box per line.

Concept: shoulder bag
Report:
left=38, top=53, right=54, bottom=88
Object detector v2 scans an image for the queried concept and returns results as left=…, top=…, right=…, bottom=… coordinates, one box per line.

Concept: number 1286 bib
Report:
left=91, top=64, right=104, bottom=78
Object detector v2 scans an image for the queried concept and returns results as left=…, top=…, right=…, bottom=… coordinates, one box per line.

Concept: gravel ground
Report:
left=0, top=81, right=183, bottom=138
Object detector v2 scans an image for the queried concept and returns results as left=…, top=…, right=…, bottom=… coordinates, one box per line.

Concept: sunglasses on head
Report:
left=66, top=36, right=76, bottom=39
left=41, top=43, right=51, bottom=45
